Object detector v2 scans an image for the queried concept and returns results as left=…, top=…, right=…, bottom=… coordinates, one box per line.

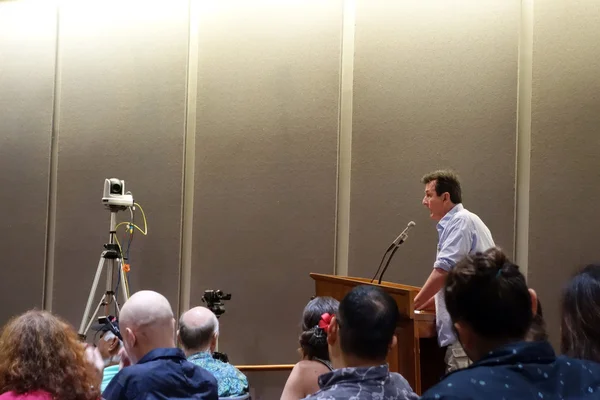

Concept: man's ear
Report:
left=327, top=316, right=338, bottom=346
left=210, top=333, right=218, bottom=352
left=125, top=327, right=136, bottom=347
left=529, top=288, right=538, bottom=316
left=389, top=335, right=398, bottom=352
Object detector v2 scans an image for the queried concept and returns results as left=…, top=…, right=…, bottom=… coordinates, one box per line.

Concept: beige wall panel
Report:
left=191, top=0, right=342, bottom=364
left=0, top=2, right=56, bottom=323
left=350, top=0, right=519, bottom=286
left=52, top=1, right=188, bottom=325
left=528, top=0, right=600, bottom=347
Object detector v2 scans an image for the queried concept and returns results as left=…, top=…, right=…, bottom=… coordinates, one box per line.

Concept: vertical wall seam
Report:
left=334, top=0, right=356, bottom=276
left=514, top=0, right=534, bottom=278
left=178, top=0, right=200, bottom=317
left=42, top=4, right=61, bottom=311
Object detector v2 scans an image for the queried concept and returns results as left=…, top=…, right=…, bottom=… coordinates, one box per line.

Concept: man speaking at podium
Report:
left=413, top=170, right=495, bottom=373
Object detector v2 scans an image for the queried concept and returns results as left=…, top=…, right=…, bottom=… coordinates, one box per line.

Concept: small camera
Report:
left=202, top=289, right=231, bottom=318
left=102, top=178, right=134, bottom=210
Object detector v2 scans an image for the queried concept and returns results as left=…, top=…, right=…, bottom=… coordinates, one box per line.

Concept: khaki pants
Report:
left=444, top=342, right=472, bottom=374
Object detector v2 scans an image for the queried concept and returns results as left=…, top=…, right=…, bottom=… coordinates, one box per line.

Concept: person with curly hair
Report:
left=0, top=310, right=101, bottom=400
left=281, top=296, right=339, bottom=400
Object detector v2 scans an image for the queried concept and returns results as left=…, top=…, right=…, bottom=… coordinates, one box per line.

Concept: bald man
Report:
left=102, top=291, right=218, bottom=400
left=178, top=307, right=248, bottom=397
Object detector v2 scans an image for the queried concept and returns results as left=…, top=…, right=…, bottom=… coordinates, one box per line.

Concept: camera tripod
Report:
left=78, top=210, right=129, bottom=340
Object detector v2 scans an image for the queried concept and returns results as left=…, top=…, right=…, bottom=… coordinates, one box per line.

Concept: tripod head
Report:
left=202, top=290, right=231, bottom=318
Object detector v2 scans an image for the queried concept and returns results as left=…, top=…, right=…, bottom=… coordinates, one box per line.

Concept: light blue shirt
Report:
left=434, top=203, right=495, bottom=347
left=101, top=364, right=120, bottom=392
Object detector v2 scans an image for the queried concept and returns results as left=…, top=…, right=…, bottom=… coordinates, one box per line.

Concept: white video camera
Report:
left=102, top=178, right=134, bottom=210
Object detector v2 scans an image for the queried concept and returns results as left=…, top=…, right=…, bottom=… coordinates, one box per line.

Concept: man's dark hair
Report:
left=337, top=285, right=399, bottom=361
left=561, top=264, right=600, bottom=362
left=421, top=170, right=462, bottom=204
left=445, top=248, right=532, bottom=340
left=178, top=313, right=217, bottom=351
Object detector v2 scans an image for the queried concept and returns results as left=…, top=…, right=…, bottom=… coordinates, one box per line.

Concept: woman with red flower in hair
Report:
left=281, top=296, right=339, bottom=400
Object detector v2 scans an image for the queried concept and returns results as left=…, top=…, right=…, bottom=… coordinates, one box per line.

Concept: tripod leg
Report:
left=111, top=294, right=121, bottom=314
left=83, top=295, right=108, bottom=338
left=79, top=256, right=106, bottom=336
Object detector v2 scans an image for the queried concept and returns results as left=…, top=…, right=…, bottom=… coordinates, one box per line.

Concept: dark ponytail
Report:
left=299, top=297, right=339, bottom=361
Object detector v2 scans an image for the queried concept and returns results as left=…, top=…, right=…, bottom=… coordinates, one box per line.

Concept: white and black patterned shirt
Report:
left=303, top=364, right=418, bottom=400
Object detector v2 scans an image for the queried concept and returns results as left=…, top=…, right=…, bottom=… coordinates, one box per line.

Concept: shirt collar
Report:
left=474, top=341, right=556, bottom=368
left=137, top=347, right=187, bottom=365
left=318, top=364, right=389, bottom=388
left=437, top=203, right=464, bottom=231
left=188, top=351, right=213, bottom=361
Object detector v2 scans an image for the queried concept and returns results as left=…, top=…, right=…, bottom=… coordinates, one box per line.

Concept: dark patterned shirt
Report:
left=303, top=364, right=418, bottom=400
left=422, top=341, right=600, bottom=400
left=188, top=351, right=248, bottom=397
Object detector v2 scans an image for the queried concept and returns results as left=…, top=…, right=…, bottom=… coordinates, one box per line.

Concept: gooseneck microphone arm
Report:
left=370, top=221, right=416, bottom=284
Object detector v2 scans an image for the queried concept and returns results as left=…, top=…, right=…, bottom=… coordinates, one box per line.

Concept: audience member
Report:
left=304, top=285, right=417, bottom=400
left=178, top=307, right=248, bottom=397
left=281, top=296, right=339, bottom=400
left=421, top=248, right=600, bottom=400
left=102, top=290, right=218, bottom=400
left=561, top=263, right=600, bottom=362
left=92, top=316, right=123, bottom=391
left=525, top=301, right=548, bottom=342
left=0, top=310, right=100, bottom=400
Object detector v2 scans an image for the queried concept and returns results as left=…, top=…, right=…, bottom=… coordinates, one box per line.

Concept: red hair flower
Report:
left=318, top=313, right=333, bottom=331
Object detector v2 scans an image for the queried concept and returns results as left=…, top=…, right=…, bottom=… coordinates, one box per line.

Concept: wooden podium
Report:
left=310, top=273, right=445, bottom=395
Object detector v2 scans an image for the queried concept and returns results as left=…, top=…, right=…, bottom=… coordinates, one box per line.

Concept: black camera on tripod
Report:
left=201, top=289, right=231, bottom=318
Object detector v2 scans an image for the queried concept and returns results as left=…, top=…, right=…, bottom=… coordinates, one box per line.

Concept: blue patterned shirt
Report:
left=303, top=364, right=418, bottom=400
left=422, top=341, right=600, bottom=400
left=434, top=204, right=495, bottom=347
left=187, top=351, right=248, bottom=397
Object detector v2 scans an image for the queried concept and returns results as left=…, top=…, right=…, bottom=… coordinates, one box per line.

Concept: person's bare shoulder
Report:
left=294, top=360, right=330, bottom=377
left=281, top=360, right=330, bottom=400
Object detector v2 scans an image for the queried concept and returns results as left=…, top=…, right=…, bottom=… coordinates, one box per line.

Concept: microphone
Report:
left=392, top=221, right=416, bottom=246
left=370, top=221, right=416, bottom=284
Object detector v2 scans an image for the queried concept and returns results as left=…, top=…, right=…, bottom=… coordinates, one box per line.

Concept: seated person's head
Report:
left=177, top=307, right=219, bottom=355
left=445, top=248, right=537, bottom=362
left=299, top=297, right=339, bottom=361
left=561, top=264, right=600, bottom=362
left=119, top=290, right=176, bottom=364
left=0, top=310, right=100, bottom=400
left=327, top=285, right=399, bottom=368
left=526, top=301, right=548, bottom=342
left=95, top=318, right=123, bottom=366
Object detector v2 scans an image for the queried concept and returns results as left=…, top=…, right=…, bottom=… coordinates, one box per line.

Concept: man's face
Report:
left=422, top=180, right=448, bottom=221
